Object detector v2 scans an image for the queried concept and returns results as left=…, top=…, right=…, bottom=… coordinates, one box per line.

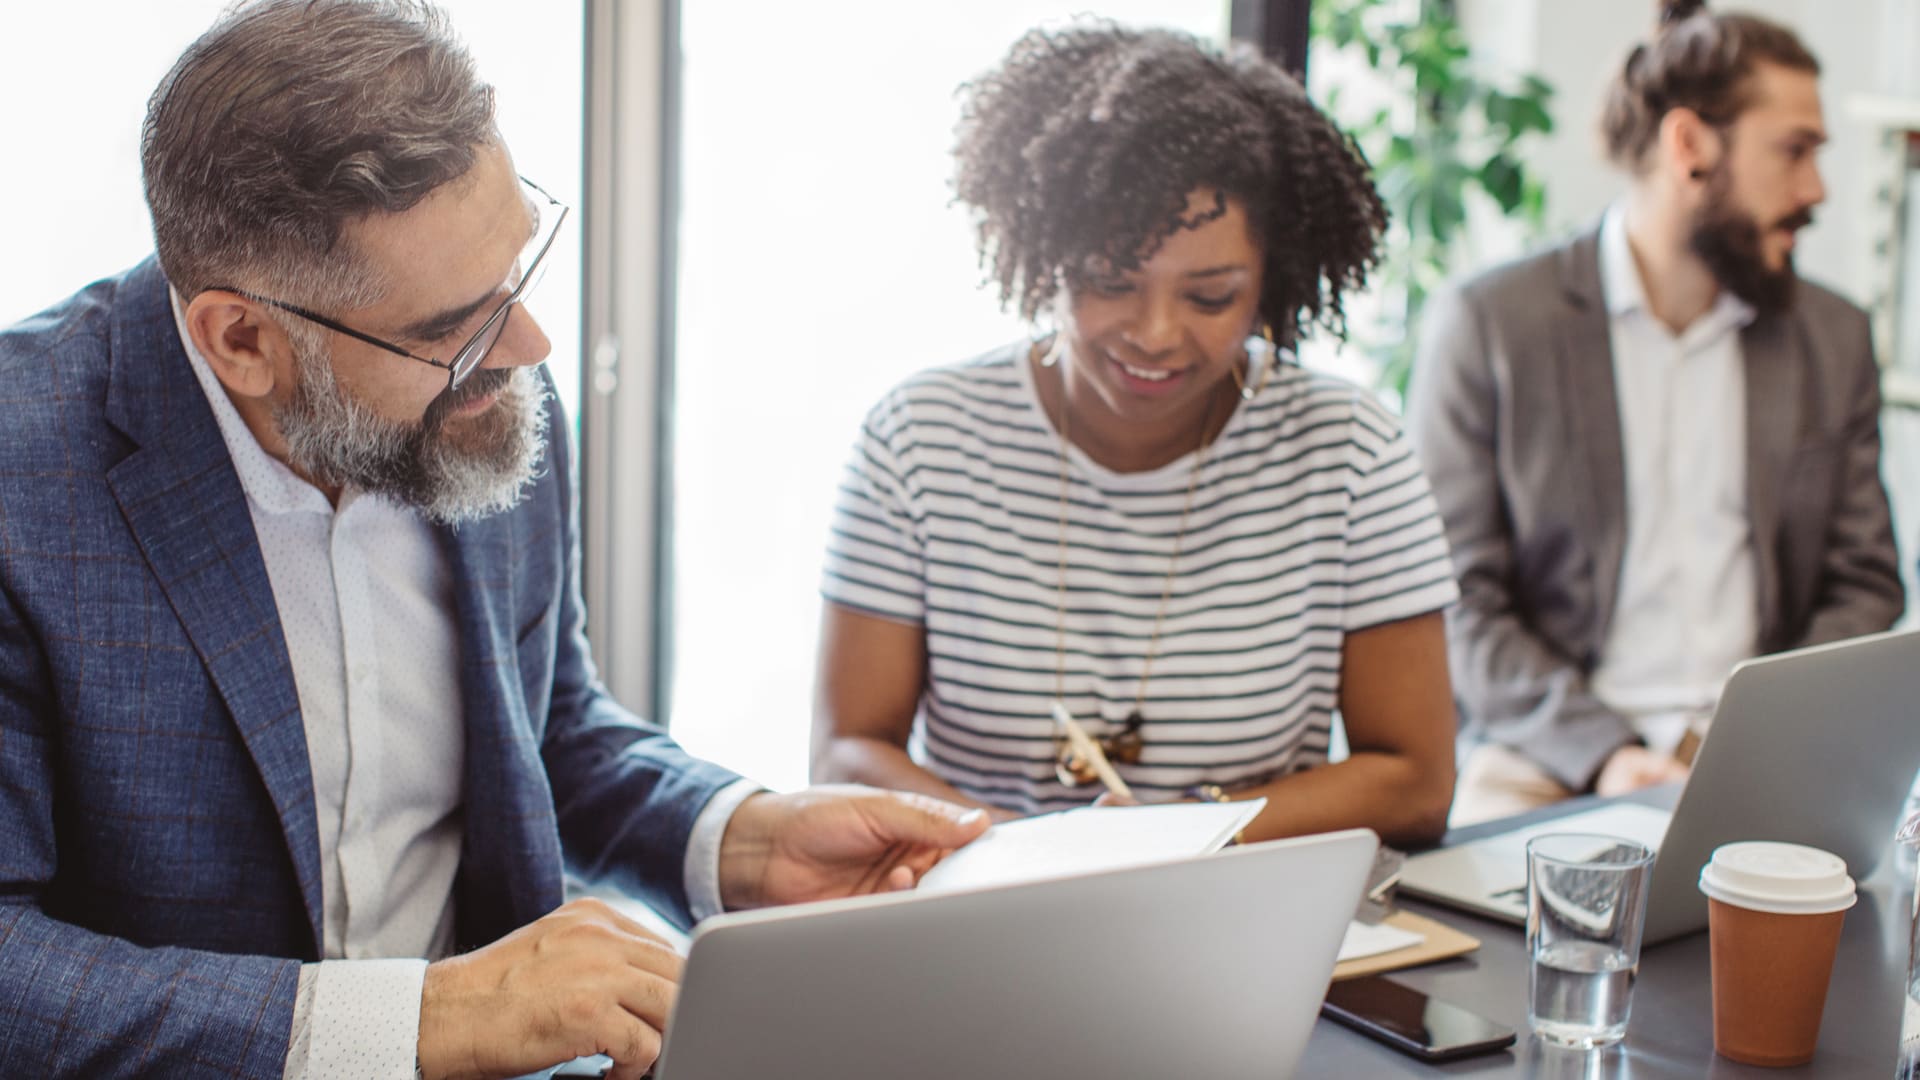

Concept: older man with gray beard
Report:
left=0, top=2, right=987, bottom=1077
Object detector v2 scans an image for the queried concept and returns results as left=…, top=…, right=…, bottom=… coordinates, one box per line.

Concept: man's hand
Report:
left=416, top=898, right=682, bottom=1080
left=1594, top=744, right=1691, bottom=798
left=717, top=785, right=990, bottom=910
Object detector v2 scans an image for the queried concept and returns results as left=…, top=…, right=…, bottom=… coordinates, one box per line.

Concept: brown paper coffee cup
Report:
left=1700, top=842, right=1856, bottom=1067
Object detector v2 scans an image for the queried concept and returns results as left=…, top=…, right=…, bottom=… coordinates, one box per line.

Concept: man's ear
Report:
left=183, top=290, right=289, bottom=400
left=1659, top=107, right=1724, bottom=189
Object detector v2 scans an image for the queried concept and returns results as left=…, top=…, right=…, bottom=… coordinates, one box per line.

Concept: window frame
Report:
left=581, top=0, right=679, bottom=722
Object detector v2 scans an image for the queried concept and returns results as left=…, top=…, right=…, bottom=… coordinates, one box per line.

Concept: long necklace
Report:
left=1047, top=343, right=1224, bottom=739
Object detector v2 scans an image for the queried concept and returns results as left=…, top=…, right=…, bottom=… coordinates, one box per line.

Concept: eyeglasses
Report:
left=208, top=175, right=568, bottom=392
left=1054, top=712, right=1145, bottom=788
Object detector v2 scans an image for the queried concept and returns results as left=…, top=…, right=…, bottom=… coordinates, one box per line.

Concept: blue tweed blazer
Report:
left=0, top=259, right=742, bottom=1075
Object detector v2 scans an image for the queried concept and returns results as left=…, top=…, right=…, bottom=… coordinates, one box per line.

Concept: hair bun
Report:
left=1660, top=0, right=1708, bottom=26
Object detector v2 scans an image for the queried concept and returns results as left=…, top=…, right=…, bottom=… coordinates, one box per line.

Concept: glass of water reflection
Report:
left=1525, top=833, right=1656, bottom=1049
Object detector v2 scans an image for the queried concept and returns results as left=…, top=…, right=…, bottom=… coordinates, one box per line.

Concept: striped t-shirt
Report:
left=822, top=342, right=1458, bottom=815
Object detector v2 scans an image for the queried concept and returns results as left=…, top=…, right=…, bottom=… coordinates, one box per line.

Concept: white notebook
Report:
left=912, top=801, right=1430, bottom=965
left=916, top=800, right=1266, bottom=895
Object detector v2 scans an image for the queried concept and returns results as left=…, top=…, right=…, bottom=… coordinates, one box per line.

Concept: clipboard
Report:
left=1331, top=910, right=1480, bottom=981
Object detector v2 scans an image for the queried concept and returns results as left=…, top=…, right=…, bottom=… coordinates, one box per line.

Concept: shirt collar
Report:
left=169, top=289, right=337, bottom=517
left=1599, top=202, right=1756, bottom=334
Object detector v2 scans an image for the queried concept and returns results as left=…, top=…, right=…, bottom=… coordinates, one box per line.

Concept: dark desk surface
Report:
left=1300, top=789, right=1914, bottom=1078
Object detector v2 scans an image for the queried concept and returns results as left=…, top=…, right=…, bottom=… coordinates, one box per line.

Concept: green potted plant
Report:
left=1312, top=0, right=1556, bottom=401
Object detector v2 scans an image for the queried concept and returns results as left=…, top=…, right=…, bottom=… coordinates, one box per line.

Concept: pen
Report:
left=1050, top=700, right=1135, bottom=801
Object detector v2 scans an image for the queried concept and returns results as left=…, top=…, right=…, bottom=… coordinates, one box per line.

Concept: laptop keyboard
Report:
left=1494, top=869, right=1629, bottom=924
left=1401, top=804, right=1672, bottom=922
left=1532, top=842, right=1648, bottom=936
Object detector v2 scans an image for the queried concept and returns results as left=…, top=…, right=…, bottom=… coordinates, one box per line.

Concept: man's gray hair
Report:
left=142, top=0, right=496, bottom=309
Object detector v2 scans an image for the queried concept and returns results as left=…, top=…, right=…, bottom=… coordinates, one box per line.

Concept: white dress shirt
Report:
left=1588, top=206, right=1761, bottom=755
left=171, top=296, right=754, bottom=1078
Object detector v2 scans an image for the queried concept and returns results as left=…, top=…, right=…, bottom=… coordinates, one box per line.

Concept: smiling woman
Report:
left=808, top=22, right=1463, bottom=849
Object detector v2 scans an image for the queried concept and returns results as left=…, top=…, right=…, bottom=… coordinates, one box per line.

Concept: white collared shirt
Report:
left=1588, top=206, right=1761, bottom=754
left=170, top=295, right=754, bottom=1078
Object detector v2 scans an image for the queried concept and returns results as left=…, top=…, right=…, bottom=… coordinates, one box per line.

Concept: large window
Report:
left=667, top=2, right=1230, bottom=791
left=0, top=2, right=584, bottom=424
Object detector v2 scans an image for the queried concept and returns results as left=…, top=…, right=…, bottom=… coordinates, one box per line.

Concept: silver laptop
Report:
left=1402, top=628, right=1920, bottom=944
left=653, top=828, right=1377, bottom=1080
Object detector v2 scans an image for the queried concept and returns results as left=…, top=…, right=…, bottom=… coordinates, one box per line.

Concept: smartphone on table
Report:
left=1322, top=974, right=1517, bottom=1063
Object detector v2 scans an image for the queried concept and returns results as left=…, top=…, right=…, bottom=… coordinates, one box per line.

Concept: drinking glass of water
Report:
left=1526, top=833, right=1656, bottom=1049
left=1895, top=812, right=1920, bottom=1079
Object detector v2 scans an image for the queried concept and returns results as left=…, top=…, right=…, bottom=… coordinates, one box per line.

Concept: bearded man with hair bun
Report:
left=1408, top=0, right=1902, bottom=825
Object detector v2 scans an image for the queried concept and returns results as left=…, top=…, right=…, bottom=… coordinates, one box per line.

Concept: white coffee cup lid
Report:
left=1697, top=841, right=1856, bottom=916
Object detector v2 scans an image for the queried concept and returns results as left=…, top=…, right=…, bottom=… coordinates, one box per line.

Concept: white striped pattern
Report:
left=823, top=342, right=1458, bottom=815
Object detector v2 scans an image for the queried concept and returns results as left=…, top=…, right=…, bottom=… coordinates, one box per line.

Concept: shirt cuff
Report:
left=284, top=965, right=317, bottom=1078
left=683, top=778, right=763, bottom=922
left=284, top=958, right=429, bottom=1079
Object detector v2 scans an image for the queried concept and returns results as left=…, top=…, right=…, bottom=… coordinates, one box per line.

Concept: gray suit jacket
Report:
left=1405, top=226, right=1904, bottom=790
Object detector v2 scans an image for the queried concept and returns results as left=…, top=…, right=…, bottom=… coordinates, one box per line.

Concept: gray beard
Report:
left=273, top=344, right=549, bottom=525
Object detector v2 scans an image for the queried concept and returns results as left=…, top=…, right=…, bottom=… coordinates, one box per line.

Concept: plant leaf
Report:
left=1478, top=154, right=1525, bottom=212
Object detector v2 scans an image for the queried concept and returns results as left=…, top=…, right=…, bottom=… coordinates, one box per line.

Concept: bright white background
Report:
left=0, top=3, right=1252, bottom=796
left=14, top=5, right=1906, bottom=799
left=667, top=2, right=1232, bottom=791
left=0, top=2, right=584, bottom=423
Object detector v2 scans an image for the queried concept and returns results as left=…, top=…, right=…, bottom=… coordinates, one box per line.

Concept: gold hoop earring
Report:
left=1232, top=326, right=1280, bottom=401
left=1036, top=333, right=1062, bottom=368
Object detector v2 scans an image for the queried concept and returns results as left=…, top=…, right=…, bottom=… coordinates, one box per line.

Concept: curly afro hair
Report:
left=953, top=22, right=1386, bottom=348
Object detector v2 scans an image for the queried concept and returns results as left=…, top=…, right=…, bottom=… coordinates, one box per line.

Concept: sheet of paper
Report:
left=916, top=799, right=1267, bottom=895
left=1336, top=919, right=1425, bottom=962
